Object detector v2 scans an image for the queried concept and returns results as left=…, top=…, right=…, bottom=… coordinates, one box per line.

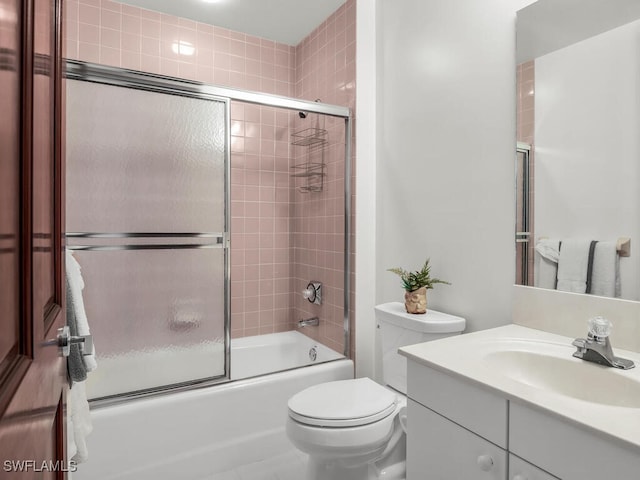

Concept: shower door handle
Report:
left=43, top=326, right=94, bottom=358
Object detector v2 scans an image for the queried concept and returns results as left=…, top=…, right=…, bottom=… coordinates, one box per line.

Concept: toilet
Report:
left=286, top=302, right=466, bottom=480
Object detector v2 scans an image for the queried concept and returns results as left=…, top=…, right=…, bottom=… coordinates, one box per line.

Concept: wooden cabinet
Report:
left=406, top=359, right=640, bottom=480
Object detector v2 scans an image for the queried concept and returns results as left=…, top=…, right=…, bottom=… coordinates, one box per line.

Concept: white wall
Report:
left=534, top=19, right=640, bottom=300
left=355, top=0, right=380, bottom=379
left=377, top=0, right=521, bottom=325
left=356, top=0, right=536, bottom=380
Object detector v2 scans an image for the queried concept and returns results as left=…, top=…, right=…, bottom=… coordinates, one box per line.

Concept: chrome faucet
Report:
left=298, top=317, right=319, bottom=328
left=572, top=317, right=635, bottom=370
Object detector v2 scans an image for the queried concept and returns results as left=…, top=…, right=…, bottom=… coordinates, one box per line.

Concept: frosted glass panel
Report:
left=79, top=248, right=226, bottom=399
left=66, top=78, right=229, bottom=399
left=66, top=80, right=226, bottom=233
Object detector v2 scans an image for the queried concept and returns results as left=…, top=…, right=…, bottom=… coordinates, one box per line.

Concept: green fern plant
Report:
left=388, top=258, right=451, bottom=292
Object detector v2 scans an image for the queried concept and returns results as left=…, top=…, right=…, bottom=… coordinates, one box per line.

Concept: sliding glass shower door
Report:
left=66, top=77, right=229, bottom=400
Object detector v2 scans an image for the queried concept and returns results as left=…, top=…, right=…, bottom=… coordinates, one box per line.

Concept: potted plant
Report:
left=388, top=258, right=450, bottom=314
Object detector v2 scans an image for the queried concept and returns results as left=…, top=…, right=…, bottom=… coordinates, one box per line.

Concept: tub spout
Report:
left=298, top=317, right=319, bottom=328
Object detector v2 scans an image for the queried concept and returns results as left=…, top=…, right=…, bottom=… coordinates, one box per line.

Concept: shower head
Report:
left=298, top=99, right=321, bottom=120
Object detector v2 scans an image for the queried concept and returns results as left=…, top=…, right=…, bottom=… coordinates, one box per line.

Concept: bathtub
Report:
left=73, top=331, right=353, bottom=480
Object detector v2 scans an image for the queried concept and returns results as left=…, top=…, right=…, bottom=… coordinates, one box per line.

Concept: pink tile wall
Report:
left=296, top=0, right=356, bottom=108
left=229, top=103, right=295, bottom=337
left=517, top=61, right=534, bottom=146
left=291, top=0, right=356, bottom=356
left=66, top=0, right=296, bottom=96
left=66, top=0, right=297, bottom=339
left=65, top=0, right=356, bottom=352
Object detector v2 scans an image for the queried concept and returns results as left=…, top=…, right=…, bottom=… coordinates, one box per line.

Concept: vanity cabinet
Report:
left=510, top=402, right=640, bottom=479
left=406, top=360, right=639, bottom=480
left=509, top=454, right=558, bottom=480
left=407, top=398, right=507, bottom=479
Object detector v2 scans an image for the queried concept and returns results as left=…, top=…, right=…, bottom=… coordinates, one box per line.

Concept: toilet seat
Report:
left=288, top=378, right=398, bottom=427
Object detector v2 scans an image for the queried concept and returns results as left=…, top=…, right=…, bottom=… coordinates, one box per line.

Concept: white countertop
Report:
left=399, top=324, right=640, bottom=451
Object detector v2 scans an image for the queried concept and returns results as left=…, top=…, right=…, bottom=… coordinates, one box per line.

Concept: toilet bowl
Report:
left=287, top=378, right=407, bottom=480
left=286, top=302, right=466, bottom=480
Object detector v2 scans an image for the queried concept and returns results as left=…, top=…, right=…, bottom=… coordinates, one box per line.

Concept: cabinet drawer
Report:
left=509, top=454, right=558, bottom=480
left=407, top=360, right=508, bottom=447
left=407, top=399, right=507, bottom=480
left=510, top=402, right=640, bottom=480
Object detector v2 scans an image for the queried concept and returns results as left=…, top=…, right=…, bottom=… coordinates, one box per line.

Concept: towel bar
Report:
left=66, top=243, right=223, bottom=251
left=65, top=232, right=227, bottom=251
left=616, top=237, right=631, bottom=257
left=66, top=232, right=224, bottom=238
left=537, top=236, right=630, bottom=257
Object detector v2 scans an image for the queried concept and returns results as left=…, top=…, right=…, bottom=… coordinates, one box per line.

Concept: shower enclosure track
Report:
left=67, top=232, right=225, bottom=238
left=66, top=232, right=226, bottom=251
left=66, top=244, right=223, bottom=251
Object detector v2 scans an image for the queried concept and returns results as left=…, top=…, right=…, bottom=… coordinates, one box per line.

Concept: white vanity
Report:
left=399, top=324, right=640, bottom=480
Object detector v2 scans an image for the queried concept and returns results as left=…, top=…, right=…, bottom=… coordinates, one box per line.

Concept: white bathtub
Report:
left=231, top=330, right=344, bottom=379
left=86, top=331, right=343, bottom=399
left=74, top=331, right=353, bottom=480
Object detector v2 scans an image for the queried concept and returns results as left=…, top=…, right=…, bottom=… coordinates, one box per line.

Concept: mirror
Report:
left=515, top=0, right=640, bottom=301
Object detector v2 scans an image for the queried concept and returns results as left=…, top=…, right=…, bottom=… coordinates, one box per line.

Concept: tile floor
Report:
left=208, top=449, right=308, bottom=480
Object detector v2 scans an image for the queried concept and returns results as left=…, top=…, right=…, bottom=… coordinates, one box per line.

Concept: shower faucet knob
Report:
left=303, top=281, right=322, bottom=305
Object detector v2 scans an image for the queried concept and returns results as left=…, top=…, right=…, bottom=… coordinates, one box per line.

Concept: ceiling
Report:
left=115, top=0, right=347, bottom=46
left=517, top=0, right=640, bottom=63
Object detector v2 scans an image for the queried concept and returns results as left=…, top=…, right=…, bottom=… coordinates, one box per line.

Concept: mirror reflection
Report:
left=515, top=0, right=640, bottom=301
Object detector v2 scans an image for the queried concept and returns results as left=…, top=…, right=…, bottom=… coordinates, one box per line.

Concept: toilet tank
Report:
left=376, top=302, right=466, bottom=394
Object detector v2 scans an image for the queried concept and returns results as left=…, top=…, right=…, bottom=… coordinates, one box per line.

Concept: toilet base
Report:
left=303, top=436, right=406, bottom=480
left=306, top=457, right=370, bottom=480
left=306, top=458, right=405, bottom=480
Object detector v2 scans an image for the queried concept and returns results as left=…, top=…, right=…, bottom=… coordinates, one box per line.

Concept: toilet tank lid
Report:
left=375, top=302, right=466, bottom=333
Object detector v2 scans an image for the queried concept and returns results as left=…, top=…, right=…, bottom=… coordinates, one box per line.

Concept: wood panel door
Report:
left=0, top=0, right=67, bottom=478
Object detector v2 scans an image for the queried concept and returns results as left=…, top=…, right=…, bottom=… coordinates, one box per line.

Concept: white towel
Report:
left=534, top=239, right=559, bottom=289
left=535, top=238, right=560, bottom=263
left=67, top=381, right=93, bottom=463
left=66, top=250, right=96, bottom=464
left=591, top=241, right=620, bottom=298
left=65, top=251, right=97, bottom=371
left=556, top=239, right=592, bottom=293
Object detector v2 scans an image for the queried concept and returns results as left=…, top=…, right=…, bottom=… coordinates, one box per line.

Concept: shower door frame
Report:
left=66, top=65, right=233, bottom=399
left=516, top=142, right=532, bottom=285
left=65, top=60, right=353, bottom=404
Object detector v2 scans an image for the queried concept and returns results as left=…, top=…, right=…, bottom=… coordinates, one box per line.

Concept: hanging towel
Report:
left=66, top=277, right=87, bottom=383
left=534, top=239, right=560, bottom=289
left=591, top=241, right=620, bottom=298
left=535, top=239, right=560, bottom=263
left=66, top=251, right=97, bottom=371
left=66, top=250, right=96, bottom=464
left=556, top=239, right=593, bottom=293
left=67, top=381, right=93, bottom=463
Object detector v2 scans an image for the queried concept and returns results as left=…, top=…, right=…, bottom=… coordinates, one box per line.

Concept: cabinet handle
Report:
left=476, top=454, right=494, bottom=471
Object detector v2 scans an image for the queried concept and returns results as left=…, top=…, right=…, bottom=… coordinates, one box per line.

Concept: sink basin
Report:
left=483, top=347, right=640, bottom=408
left=399, top=324, right=640, bottom=449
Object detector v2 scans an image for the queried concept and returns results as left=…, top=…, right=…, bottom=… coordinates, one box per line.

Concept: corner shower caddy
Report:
left=290, top=127, right=327, bottom=193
